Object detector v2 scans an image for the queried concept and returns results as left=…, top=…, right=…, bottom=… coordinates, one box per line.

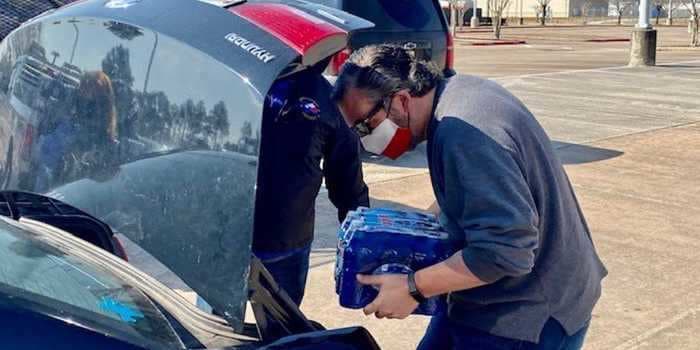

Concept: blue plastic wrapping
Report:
left=335, top=207, right=456, bottom=315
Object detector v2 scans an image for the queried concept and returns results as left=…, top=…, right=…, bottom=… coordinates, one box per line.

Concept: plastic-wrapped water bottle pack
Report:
left=335, top=207, right=456, bottom=315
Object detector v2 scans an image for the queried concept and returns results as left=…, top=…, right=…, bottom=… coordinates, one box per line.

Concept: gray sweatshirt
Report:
left=427, top=75, right=607, bottom=343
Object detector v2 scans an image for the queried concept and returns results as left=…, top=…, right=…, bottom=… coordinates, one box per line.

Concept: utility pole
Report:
left=471, top=0, right=480, bottom=27
left=667, top=0, right=673, bottom=25
left=629, top=0, right=657, bottom=66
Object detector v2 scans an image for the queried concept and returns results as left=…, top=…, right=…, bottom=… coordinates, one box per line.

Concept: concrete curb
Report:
left=585, top=38, right=631, bottom=42
left=657, top=46, right=700, bottom=51
left=455, top=24, right=639, bottom=32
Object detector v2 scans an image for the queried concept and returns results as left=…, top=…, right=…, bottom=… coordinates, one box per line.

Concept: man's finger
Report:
left=363, top=300, right=379, bottom=316
left=357, top=274, right=383, bottom=286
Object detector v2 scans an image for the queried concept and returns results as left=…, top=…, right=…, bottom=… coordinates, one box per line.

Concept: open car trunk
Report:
left=0, top=0, right=372, bottom=336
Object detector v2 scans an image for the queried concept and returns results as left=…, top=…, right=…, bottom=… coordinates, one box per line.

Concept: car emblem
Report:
left=104, top=0, right=142, bottom=9
left=298, top=97, right=320, bottom=121
left=403, top=42, right=418, bottom=50
left=224, top=32, right=276, bottom=63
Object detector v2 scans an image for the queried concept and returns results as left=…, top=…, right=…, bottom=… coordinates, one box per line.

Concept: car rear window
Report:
left=342, top=0, right=444, bottom=32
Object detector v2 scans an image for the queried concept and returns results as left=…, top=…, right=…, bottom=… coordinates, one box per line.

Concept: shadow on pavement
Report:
left=369, top=198, right=427, bottom=212
left=656, top=64, right=700, bottom=69
left=313, top=141, right=621, bottom=252
left=312, top=197, right=428, bottom=251
left=361, top=140, right=622, bottom=167
left=360, top=143, right=429, bottom=169
left=552, top=141, right=624, bottom=165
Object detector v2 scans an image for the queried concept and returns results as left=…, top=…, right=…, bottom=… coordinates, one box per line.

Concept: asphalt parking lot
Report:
left=302, top=25, right=700, bottom=350
left=453, top=25, right=699, bottom=77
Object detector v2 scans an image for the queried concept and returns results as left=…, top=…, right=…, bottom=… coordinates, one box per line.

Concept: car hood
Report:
left=0, top=0, right=371, bottom=332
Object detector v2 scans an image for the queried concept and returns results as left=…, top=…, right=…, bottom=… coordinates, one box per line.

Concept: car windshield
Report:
left=0, top=219, right=183, bottom=349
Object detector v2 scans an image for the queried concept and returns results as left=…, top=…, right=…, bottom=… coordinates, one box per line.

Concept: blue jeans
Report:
left=255, top=244, right=312, bottom=306
left=417, top=313, right=589, bottom=350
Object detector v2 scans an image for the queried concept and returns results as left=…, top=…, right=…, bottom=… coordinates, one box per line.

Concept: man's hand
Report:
left=356, top=274, right=419, bottom=319
left=427, top=200, right=441, bottom=216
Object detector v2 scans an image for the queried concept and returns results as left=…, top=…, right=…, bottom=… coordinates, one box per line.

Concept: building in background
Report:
left=439, top=0, right=609, bottom=22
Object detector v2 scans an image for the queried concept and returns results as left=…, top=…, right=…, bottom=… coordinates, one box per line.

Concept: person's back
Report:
left=427, top=74, right=608, bottom=342
left=253, top=71, right=369, bottom=305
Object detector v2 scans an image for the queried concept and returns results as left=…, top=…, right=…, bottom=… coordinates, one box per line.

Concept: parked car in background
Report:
left=295, top=0, right=455, bottom=76
left=0, top=0, right=382, bottom=348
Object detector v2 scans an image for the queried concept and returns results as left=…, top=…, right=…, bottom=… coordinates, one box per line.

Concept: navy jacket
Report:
left=253, top=72, right=369, bottom=252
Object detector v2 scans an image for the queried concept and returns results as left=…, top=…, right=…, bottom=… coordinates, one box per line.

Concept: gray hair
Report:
left=331, top=44, right=444, bottom=104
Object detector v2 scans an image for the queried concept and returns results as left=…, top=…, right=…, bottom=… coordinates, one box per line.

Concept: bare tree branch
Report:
left=535, top=0, right=552, bottom=25
left=488, top=0, right=512, bottom=38
left=610, top=0, right=633, bottom=25
left=682, top=0, right=699, bottom=46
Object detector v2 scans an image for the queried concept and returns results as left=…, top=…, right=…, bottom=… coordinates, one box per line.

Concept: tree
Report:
left=667, top=0, right=682, bottom=24
left=610, top=0, right=633, bottom=25
left=448, top=0, right=460, bottom=36
left=241, top=121, right=253, bottom=139
left=209, top=102, right=230, bottom=146
left=653, top=0, right=665, bottom=24
left=535, top=0, right=552, bottom=25
left=580, top=0, right=595, bottom=24
left=684, top=0, right=699, bottom=46
left=489, top=0, right=512, bottom=39
left=101, top=45, right=135, bottom=136
left=456, top=1, right=467, bottom=29
left=191, top=101, right=208, bottom=141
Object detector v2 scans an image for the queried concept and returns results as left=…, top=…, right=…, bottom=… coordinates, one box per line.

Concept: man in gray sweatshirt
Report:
left=331, top=45, right=607, bottom=349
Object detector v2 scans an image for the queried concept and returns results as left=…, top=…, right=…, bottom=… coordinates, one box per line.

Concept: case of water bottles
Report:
left=335, top=207, right=456, bottom=315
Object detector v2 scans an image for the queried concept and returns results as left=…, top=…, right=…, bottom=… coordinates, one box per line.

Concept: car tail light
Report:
left=328, top=48, right=351, bottom=76
left=445, top=33, right=454, bottom=71
left=231, top=3, right=347, bottom=66
left=112, top=235, right=129, bottom=261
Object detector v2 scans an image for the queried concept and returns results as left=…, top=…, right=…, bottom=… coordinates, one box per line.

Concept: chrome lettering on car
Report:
left=224, top=33, right=276, bottom=63
left=104, top=0, right=142, bottom=9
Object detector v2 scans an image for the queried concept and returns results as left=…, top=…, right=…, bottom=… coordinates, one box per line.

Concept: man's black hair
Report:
left=331, top=44, right=444, bottom=104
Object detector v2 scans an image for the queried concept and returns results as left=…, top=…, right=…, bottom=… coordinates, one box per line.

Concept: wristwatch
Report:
left=407, top=271, right=427, bottom=303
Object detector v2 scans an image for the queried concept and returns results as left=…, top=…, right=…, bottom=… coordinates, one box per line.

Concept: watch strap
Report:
left=407, top=271, right=427, bottom=303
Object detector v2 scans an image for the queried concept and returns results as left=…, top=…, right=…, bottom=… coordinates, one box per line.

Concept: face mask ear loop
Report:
left=404, top=94, right=411, bottom=137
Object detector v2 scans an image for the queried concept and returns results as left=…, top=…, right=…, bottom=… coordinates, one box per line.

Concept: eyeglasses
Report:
left=352, top=97, right=392, bottom=138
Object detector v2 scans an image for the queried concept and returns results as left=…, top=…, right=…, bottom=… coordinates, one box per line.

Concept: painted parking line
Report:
left=495, top=59, right=700, bottom=80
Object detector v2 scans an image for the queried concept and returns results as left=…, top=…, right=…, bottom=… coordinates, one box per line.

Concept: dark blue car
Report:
left=0, top=0, right=381, bottom=348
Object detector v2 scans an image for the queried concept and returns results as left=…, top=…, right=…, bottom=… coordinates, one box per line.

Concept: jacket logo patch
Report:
left=225, top=33, right=276, bottom=63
